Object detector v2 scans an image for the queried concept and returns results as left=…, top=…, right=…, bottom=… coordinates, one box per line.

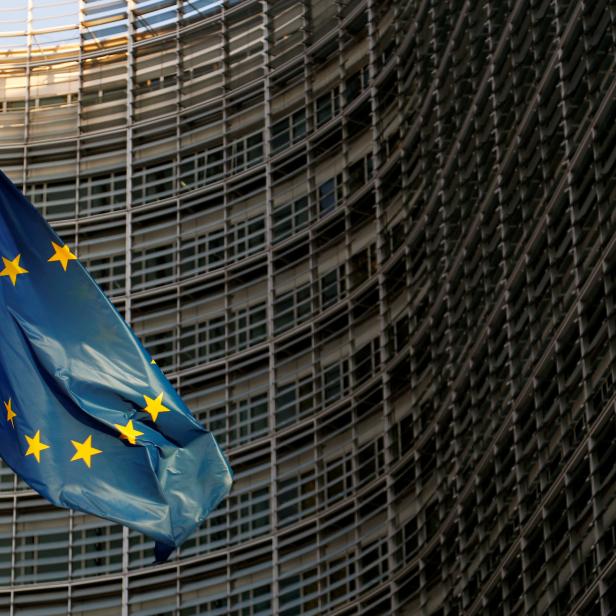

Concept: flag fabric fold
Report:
left=0, top=170, right=233, bottom=559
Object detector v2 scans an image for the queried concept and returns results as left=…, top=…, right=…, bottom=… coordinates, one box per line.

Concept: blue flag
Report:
left=0, top=170, right=232, bottom=561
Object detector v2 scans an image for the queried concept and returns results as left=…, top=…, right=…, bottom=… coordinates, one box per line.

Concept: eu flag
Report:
left=0, top=170, right=233, bottom=560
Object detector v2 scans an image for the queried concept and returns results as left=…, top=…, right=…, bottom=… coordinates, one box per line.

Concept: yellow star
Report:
left=150, top=359, right=156, bottom=365
left=4, top=398, right=16, bottom=426
left=25, top=430, right=50, bottom=463
left=114, top=419, right=144, bottom=445
left=143, top=392, right=170, bottom=422
left=70, top=435, right=102, bottom=468
left=48, top=241, right=77, bottom=271
left=0, top=255, right=28, bottom=286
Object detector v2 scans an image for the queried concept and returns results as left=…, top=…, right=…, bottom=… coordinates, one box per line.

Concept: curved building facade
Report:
left=0, top=0, right=412, bottom=614
left=1, top=0, right=615, bottom=615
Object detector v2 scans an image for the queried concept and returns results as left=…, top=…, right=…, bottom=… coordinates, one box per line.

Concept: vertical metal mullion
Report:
left=486, top=1, right=526, bottom=608
left=125, top=2, right=135, bottom=335
left=395, top=0, right=418, bottom=595
left=174, top=0, right=183, bottom=395
left=301, top=3, right=325, bottom=605
left=9, top=476, right=17, bottom=616
left=67, top=509, right=74, bottom=615
left=222, top=6, right=231, bottom=366
left=389, top=0, right=415, bottom=604
left=226, top=544, right=232, bottom=613
left=122, top=3, right=136, bottom=615
left=556, top=0, right=594, bottom=606
left=22, top=0, right=33, bottom=191
left=261, top=2, right=280, bottom=612
left=365, top=0, right=399, bottom=612
left=74, top=0, right=85, bottom=263
left=559, top=0, right=602, bottom=605
left=334, top=0, right=362, bottom=604
left=219, top=6, right=233, bottom=611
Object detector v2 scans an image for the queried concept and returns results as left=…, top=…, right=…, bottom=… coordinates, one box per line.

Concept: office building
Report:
left=0, top=0, right=614, bottom=614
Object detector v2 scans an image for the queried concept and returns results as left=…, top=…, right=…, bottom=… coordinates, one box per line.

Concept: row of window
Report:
left=20, top=80, right=369, bottom=219
left=131, top=262, right=359, bottom=374
left=0, top=534, right=396, bottom=616
left=177, top=302, right=268, bottom=367
left=270, top=87, right=345, bottom=155
left=0, top=424, right=404, bottom=585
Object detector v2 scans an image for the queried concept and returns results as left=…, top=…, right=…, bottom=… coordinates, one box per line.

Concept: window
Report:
left=272, top=195, right=310, bottom=242
left=181, top=596, right=228, bottom=616
left=318, top=174, right=342, bottom=215
left=353, top=338, right=380, bottom=384
left=279, top=569, right=318, bottom=614
left=180, top=227, right=225, bottom=276
left=357, top=436, right=385, bottom=485
left=209, top=316, right=226, bottom=359
left=229, top=303, right=267, bottom=353
left=206, top=149, right=224, bottom=181
left=271, top=109, right=307, bottom=153
left=132, top=160, right=174, bottom=205
left=228, top=487, right=270, bottom=542
left=275, top=376, right=313, bottom=427
left=324, top=454, right=353, bottom=505
left=318, top=178, right=335, bottom=214
left=81, top=84, right=125, bottom=107
left=349, top=153, right=374, bottom=194
left=278, top=470, right=316, bottom=525
left=38, top=95, right=69, bottom=107
left=247, top=133, right=263, bottom=166
left=135, top=76, right=161, bottom=94
left=229, top=215, right=266, bottom=261
left=28, top=180, right=76, bottom=220
left=345, top=65, right=369, bottom=100
left=350, top=242, right=377, bottom=288
left=386, top=220, right=405, bottom=257
left=231, top=139, right=245, bottom=172
left=229, top=131, right=263, bottom=173
left=180, top=146, right=225, bottom=190
left=14, top=505, right=70, bottom=584
left=320, top=265, right=345, bottom=309
left=78, top=172, right=126, bottom=215
left=131, top=243, right=175, bottom=290
left=315, top=89, right=339, bottom=126
left=72, top=520, right=123, bottom=577
left=6, top=99, right=25, bottom=111
left=274, top=294, right=294, bottom=332
left=229, top=583, right=272, bottom=615
left=390, top=314, right=410, bottom=353
left=326, top=556, right=356, bottom=604
left=273, top=282, right=311, bottom=333
left=322, top=360, right=349, bottom=403
left=180, top=315, right=226, bottom=366
left=209, top=230, right=225, bottom=266
left=360, top=541, right=388, bottom=588
left=228, top=393, right=269, bottom=447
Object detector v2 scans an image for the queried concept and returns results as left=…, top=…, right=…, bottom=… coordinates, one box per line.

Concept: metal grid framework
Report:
left=0, top=1, right=408, bottom=614
left=0, top=0, right=614, bottom=615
